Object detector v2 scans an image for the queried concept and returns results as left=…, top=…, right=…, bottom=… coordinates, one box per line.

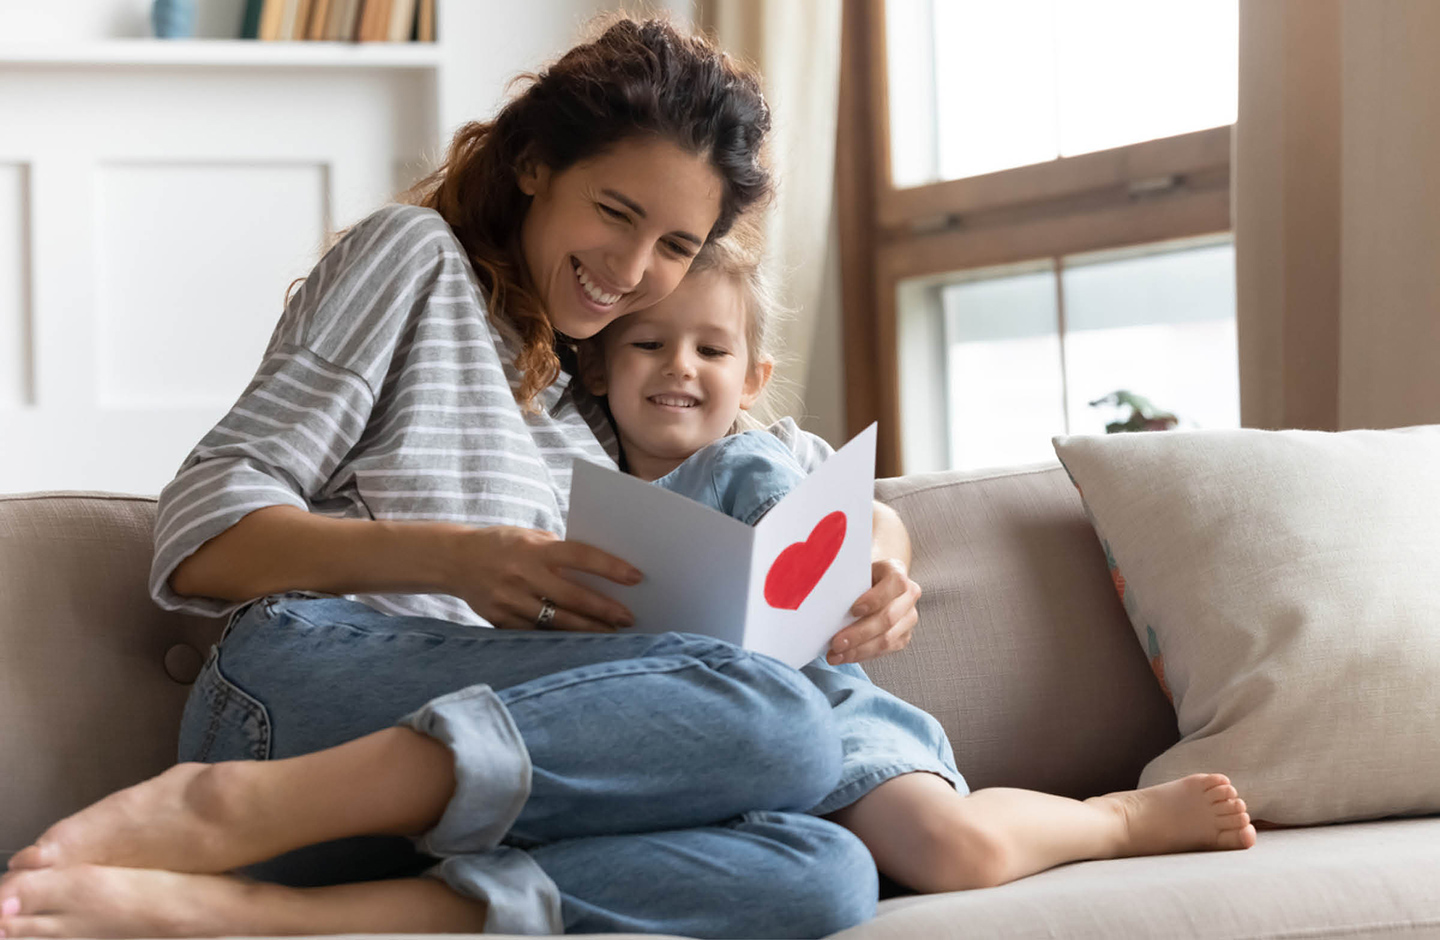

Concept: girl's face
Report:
left=590, top=269, right=771, bottom=481
left=518, top=137, right=724, bottom=340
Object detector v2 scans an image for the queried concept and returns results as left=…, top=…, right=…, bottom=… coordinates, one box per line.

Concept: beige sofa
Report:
left=4, top=465, right=1439, bottom=940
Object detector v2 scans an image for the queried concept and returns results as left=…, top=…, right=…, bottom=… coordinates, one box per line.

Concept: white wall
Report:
left=0, top=1, right=615, bottom=495
left=0, top=0, right=249, bottom=40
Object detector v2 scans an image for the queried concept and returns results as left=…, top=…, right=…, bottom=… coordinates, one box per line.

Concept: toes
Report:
left=6, top=845, right=53, bottom=872
left=1218, top=811, right=1252, bottom=830
left=1208, top=784, right=1238, bottom=802
left=1, top=866, right=70, bottom=917
left=1199, top=773, right=1230, bottom=790
left=1215, top=822, right=1258, bottom=850
left=0, top=914, right=63, bottom=937
left=1, top=870, right=42, bottom=917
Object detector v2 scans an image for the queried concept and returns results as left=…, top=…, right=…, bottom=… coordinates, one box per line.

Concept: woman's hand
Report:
left=446, top=525, right=642, bottom=632
left=826, top=558, right=921, bottom=664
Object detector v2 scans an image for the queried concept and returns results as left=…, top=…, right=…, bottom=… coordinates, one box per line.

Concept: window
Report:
left=899, top=235, right=1238, bottom=472
left=838, top=0, right=1239, bottom=475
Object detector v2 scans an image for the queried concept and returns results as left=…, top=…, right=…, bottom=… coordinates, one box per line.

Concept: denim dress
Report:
left=652, top=430, right=966, bottom=816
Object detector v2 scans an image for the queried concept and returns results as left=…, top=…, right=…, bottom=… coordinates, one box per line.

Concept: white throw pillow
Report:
left=1052, top=426, right=1440, bottom=826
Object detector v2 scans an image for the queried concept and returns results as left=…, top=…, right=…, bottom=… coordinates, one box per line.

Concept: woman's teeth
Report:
left=574, top=260, right=622, bottom=306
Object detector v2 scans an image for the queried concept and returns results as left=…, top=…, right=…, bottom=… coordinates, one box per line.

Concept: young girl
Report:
left=579, top=239, right=1260, bottom=896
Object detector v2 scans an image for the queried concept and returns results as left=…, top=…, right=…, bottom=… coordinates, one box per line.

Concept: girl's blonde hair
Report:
left=579, top=217, right=793, bottom=434
left=685, top=225, right=790, bottom=431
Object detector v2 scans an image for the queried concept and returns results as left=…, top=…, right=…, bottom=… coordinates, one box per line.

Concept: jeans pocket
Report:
left=178, top=645, right=273, bottom=763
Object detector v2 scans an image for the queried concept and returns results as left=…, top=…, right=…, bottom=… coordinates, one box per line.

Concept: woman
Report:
left=0, top=18, right=921, bottom=939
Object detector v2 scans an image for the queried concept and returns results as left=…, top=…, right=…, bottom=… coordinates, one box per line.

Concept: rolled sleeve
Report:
left=149, top=346, right=375, bottom=617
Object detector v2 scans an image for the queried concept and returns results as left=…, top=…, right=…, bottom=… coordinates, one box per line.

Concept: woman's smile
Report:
left=571, top=257, right=625, bottom=309
left=518, top=138, right=724, bottom=340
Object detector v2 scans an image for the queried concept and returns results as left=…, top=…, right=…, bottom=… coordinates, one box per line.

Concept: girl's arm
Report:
left=171, top=505, right=641, bottom=633
left=825, top=500, right=922, bottom=665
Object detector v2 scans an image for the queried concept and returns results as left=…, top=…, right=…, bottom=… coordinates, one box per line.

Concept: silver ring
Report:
left=534, top=598, right=557, bottom=629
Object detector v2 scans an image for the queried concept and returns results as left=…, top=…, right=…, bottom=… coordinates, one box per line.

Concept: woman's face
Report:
left=518, top=137, right=724, bottom=340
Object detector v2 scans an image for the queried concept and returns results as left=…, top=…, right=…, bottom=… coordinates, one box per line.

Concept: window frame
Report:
left=838, top=0, right=1233, bottom=476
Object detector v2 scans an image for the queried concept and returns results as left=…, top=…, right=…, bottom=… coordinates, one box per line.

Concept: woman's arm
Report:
left=825, top=500, right=922, bottom=665
left=169, top=505, right=460, bottom=601
left=171, top=505, right=641, bottom=633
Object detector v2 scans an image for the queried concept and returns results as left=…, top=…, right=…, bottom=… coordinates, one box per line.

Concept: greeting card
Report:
left=565, top=424, right=878, bottom=667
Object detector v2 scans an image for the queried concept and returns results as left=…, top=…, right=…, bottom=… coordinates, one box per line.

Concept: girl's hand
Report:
left=447, top=526, right=641, bottom=632
left=826, top=558, right=921, bottom=665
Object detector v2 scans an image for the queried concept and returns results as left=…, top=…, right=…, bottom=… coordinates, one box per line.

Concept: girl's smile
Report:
left=588, top=268, right=770, bottom=482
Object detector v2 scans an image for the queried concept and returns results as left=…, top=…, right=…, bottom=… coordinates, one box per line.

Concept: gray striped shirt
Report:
left=150, top=204, right=831, bottom=625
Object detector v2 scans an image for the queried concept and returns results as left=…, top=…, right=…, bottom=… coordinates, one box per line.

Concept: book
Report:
left=277, top=0, right=300, bottom=40
left=387, top=0, right=417, bottom=42
left=351, top=0, right=371, bottom=40
left=565, top=424, right=878, bottom=669
left=240, top=0, right=265, bottom=39
left=293, top=0, right=314, bottom=39
left=324, top=0, right=357, bottom=40
left=257, top=0, right=285, bottom=40
left=416, top=0, right=434, bottom=41
left=306, top=0, right=332, bottom=40
left=358, top=0, right=392, bottom=42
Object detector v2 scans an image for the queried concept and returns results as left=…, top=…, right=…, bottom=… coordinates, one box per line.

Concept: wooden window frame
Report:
left=838, top=0, right=1232, bottom=476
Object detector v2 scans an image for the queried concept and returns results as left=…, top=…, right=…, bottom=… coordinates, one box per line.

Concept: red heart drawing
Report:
left=764, top=511, right=847, bottom=610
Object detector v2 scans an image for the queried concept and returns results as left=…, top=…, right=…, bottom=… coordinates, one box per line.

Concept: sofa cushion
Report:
left=872, top=465, right=1177, bottom=799
left=0, top=492, right=224, bottom=861
left=846, top=816, right=1440, bottom=940
left=1052, top=426, right=1440, bottom=826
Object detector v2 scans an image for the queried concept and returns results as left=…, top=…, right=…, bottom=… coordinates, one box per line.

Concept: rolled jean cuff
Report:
left=427, top=847, right=563, bottom=935
left=399, top=684, right=531, bottom=856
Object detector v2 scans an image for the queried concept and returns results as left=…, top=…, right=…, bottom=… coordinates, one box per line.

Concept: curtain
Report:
left=698, top=0, right=845, bottom=439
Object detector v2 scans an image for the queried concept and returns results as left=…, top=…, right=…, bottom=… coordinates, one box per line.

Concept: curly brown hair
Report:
left=402, top=16, right=773, bottom=408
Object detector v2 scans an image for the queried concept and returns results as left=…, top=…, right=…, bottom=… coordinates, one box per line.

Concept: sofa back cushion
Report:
left=871, top=464, right=1178, bottom=798
left=0, top=469, right=1179, bottom=860
left=0, top=493, right=224, bottom=860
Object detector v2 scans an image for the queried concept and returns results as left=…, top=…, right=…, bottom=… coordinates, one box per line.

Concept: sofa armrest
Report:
left=0, top=492, right=225, bottom=859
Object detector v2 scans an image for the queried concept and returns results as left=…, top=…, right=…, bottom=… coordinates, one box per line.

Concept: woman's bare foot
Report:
left=8, top=727, right=456, bottom=875
left=0, top=865, right=488, bottom=938
left=1087, top=773, right=1258, bottom=857
left=0, top=865, right=262, bottom=938
left=7, top=762, right=285, bottom=875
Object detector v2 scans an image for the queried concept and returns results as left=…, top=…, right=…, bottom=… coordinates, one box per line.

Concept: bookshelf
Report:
left=0, top=40, right=442, bottom=69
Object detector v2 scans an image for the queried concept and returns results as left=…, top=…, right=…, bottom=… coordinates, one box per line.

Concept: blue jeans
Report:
left=180, top=594, right=878, bottom=937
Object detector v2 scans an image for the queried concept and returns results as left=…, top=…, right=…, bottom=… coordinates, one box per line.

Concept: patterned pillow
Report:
left=1052, top=426, right=1440, bottom=825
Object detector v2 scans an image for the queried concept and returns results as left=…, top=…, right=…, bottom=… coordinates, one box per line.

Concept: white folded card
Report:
left=565, top=424, right=877, bottom=668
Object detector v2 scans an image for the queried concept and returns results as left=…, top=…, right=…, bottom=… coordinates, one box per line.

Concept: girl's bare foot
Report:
left=0, top=865, right=488, bottom=938
left=1087, top=773, right=1258, bottom=857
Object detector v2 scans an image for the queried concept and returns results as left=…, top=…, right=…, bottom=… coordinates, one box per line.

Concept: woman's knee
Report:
left=799, top=822, right=879, bottom=935
left=651, top=633, right=842, bottom=804
left=736, top=812, right=878, bottom=938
